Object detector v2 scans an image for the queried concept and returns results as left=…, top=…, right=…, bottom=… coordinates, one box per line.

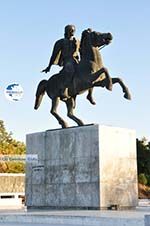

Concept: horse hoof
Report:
left=61, top=122, right=69, bottom=128
left=124, top=93, right=131, bottom=100
left=88, top=99, right=96, bottom=105
left=62, top=125, right=68, bottom=129
left=106, top=84, right=112, bottom=91
left=91, top=100, right=96, bottom=105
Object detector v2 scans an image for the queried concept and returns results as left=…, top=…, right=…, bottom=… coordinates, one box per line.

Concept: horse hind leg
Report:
left=66, top=98, right=84, bottom=126
left=51, top=98, right=69, bottom=128
left=112, top=78, right=131, bottom=100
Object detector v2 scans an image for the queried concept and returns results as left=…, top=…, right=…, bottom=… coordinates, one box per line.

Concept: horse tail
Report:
left=34, top=79, right=47, bottom=110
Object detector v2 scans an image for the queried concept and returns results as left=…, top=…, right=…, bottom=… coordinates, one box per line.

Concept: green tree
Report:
left=137, top=137, right=150, bottom=185
left=0, top=120, right=26, bottom=173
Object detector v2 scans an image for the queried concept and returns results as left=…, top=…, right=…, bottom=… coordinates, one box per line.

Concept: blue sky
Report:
left=0, top=0, right=150, bottom=142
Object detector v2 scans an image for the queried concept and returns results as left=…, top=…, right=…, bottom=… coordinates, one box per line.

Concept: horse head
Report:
left=91, top=31, right=113, bottom=47
left=80, top=29, right=113, bottom=59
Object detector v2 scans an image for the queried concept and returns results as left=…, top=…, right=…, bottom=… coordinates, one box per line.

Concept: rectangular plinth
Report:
left=25, top=124, right=138, bottom=209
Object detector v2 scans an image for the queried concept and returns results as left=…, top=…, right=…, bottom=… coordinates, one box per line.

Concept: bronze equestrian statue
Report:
left=41, top=24, right=101, bottom=105
left=34, top=27, right=131, bottom=128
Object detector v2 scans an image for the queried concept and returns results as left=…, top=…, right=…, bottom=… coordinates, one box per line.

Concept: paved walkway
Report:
left=0, top=224, right=68, bottom=226
left=0, top=207, right=149, bottom=226
left=0, top=224, right=75, bottom=226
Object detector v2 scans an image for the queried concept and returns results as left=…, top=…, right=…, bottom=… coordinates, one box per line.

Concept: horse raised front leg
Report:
left=91, top=67, right=112, bottom=91
left=103, top=67, right=113, bottom=91
left=112, top=78, right=131, bottom=100
left=66, top=98, right=84, bottom=126
left=51, top=97, right=69, bottom=128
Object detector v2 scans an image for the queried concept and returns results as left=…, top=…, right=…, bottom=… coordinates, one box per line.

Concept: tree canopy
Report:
left=137, top=137, right=150, bottom=185
left=0, top=120, right=25, bottom=173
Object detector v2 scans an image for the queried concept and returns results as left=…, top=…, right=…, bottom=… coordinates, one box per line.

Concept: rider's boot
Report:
left=86, top=89, right=96, bottom=105
left=87, top=94, right=96, bottom=105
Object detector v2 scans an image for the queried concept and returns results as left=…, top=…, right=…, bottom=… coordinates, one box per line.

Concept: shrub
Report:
left=138, top=173, right=148, bottom=185
left=146, top=175, right=150, bottom=186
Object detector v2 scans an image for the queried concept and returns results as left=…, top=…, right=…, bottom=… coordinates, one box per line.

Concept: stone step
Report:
left=138, top=199, right=150, bottom=207
left=0, top=210, right=146, bottom=226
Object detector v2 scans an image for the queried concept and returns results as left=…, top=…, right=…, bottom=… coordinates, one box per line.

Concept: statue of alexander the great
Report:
left=42, top=24, right=95, bottom=104
left=34, top=26, right=131, bottom=128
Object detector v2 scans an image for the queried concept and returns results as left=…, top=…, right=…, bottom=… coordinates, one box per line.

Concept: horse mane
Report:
left=80, top=28, right=92, bottom=59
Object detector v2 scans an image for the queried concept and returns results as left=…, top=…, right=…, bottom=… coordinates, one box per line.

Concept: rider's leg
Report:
left=59, top=68, right=69, bottom=99
left=60, top=87, right=69, bottom=99
left=60, top=63, right=74, bottom=99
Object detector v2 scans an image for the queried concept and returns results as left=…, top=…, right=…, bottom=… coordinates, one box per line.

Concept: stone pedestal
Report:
left=25, top=124, right=138, bottom=209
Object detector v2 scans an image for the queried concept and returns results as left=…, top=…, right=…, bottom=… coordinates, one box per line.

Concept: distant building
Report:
left=0, top=173, right=25, bottom=208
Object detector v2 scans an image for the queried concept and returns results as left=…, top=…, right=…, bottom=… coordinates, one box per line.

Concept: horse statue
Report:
left=34, top=29, right=131, bottom=128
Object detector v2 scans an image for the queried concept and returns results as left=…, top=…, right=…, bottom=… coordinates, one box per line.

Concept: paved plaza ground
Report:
left=0, top=224, right=76, bottom=226
left=0, top=224, right=67, bottom=226
left=0, top=206, right=150, bottom=226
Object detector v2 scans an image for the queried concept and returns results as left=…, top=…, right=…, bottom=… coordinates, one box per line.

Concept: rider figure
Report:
left=42, top=25, right=79, bottom=98
left=42, top=24, right=95, bottom=104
